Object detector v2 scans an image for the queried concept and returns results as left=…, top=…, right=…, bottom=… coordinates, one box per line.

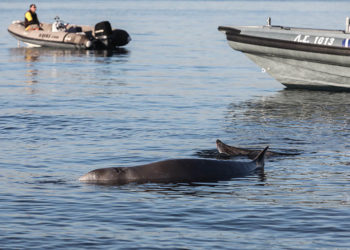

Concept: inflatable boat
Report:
left=219, top=17, right=350, bottom=91
left=8, top=17, right=131, bottom=50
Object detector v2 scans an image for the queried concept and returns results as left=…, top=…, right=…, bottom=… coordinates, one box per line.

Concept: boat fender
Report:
left=85, top=40, right=93, bottom=49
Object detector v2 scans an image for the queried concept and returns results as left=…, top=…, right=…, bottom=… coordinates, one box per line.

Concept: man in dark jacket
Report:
left=25, top=4, right=41, bottom=31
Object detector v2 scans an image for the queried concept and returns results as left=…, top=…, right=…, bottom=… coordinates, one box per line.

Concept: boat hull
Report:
left=8, top=28, right=87, bottom=49
left=219, top=25, right=350, bottom=91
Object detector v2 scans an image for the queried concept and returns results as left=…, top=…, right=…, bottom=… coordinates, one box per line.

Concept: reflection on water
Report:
left=24, top=48, right=40, bottom=62
left=10, top=47, right=130, bottom=59
left=221, top=89, right=350, bottom=171
left=108, top=176, right=267, bottom=197
left=8, top=47, right=130, bottom=95
left=227, top=89, right=350, bottom=124
left=25, top=69, right=39, bottom=86
left=24, top=49, right=40, bottom=85
left=224, top=89, right=350, bottom=146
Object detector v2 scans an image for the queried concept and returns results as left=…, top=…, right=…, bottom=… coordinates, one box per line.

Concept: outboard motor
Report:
left=111, top=29, right=131, bottom=47
left=94, top=21, right=113, bottom=49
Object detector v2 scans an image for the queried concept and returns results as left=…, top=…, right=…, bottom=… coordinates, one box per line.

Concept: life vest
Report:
left=24, top=10, right=39, bottom=29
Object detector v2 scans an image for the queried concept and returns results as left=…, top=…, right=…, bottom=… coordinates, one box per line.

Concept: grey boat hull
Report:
left=219, top=23, right=350, bottom=91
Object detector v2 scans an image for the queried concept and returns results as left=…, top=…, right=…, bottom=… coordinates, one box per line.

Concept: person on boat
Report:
left=24, top=4, right=41, bottom=31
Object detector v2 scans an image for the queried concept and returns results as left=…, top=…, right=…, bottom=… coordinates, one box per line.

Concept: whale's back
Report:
left=79, top=152, right=267, bottom=184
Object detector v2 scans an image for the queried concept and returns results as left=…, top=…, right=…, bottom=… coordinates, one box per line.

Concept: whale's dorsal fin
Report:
left=253, top=146, right=269, bottom=167
left=216, top=139, right=251, bottom=155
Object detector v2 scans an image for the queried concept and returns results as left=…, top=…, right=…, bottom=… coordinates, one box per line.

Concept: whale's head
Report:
left=79, top=167, right=128, bottom=184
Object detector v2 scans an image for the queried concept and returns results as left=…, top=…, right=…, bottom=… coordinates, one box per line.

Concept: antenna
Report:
left=267, top=17, right=271, bottom=26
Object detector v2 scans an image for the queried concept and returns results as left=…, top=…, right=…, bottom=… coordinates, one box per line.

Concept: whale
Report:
left=79, top=146, right=269, bottom=185
left=216, top=139, right=297, bottom=159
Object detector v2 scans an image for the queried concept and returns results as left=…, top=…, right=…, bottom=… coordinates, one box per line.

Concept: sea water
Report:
left=1, top=0, right=350, bottom=248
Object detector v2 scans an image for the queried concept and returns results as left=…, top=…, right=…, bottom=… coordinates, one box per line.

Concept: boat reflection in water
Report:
left=219, top=18, right=350, bottom=91
left=10, top=46, right=129, bottom=59
left=223, top=89, right=350, bottom=154
left=226, top=90, right=350, bottom=123
left=8, top=47, right=130, bottom=94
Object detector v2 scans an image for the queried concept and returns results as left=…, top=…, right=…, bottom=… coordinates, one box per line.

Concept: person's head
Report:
left=30, top=4, right=37, bottom=12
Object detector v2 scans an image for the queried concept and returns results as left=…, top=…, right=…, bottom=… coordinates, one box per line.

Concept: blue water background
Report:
left=1, top=0, right=350, bottom=249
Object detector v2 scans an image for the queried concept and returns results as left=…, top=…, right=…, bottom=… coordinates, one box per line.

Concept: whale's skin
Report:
left=79, top=147, right=268, bottom=185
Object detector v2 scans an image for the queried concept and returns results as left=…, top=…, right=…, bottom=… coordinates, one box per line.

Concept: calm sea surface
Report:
left=1, top=0, right=350, bottom=249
